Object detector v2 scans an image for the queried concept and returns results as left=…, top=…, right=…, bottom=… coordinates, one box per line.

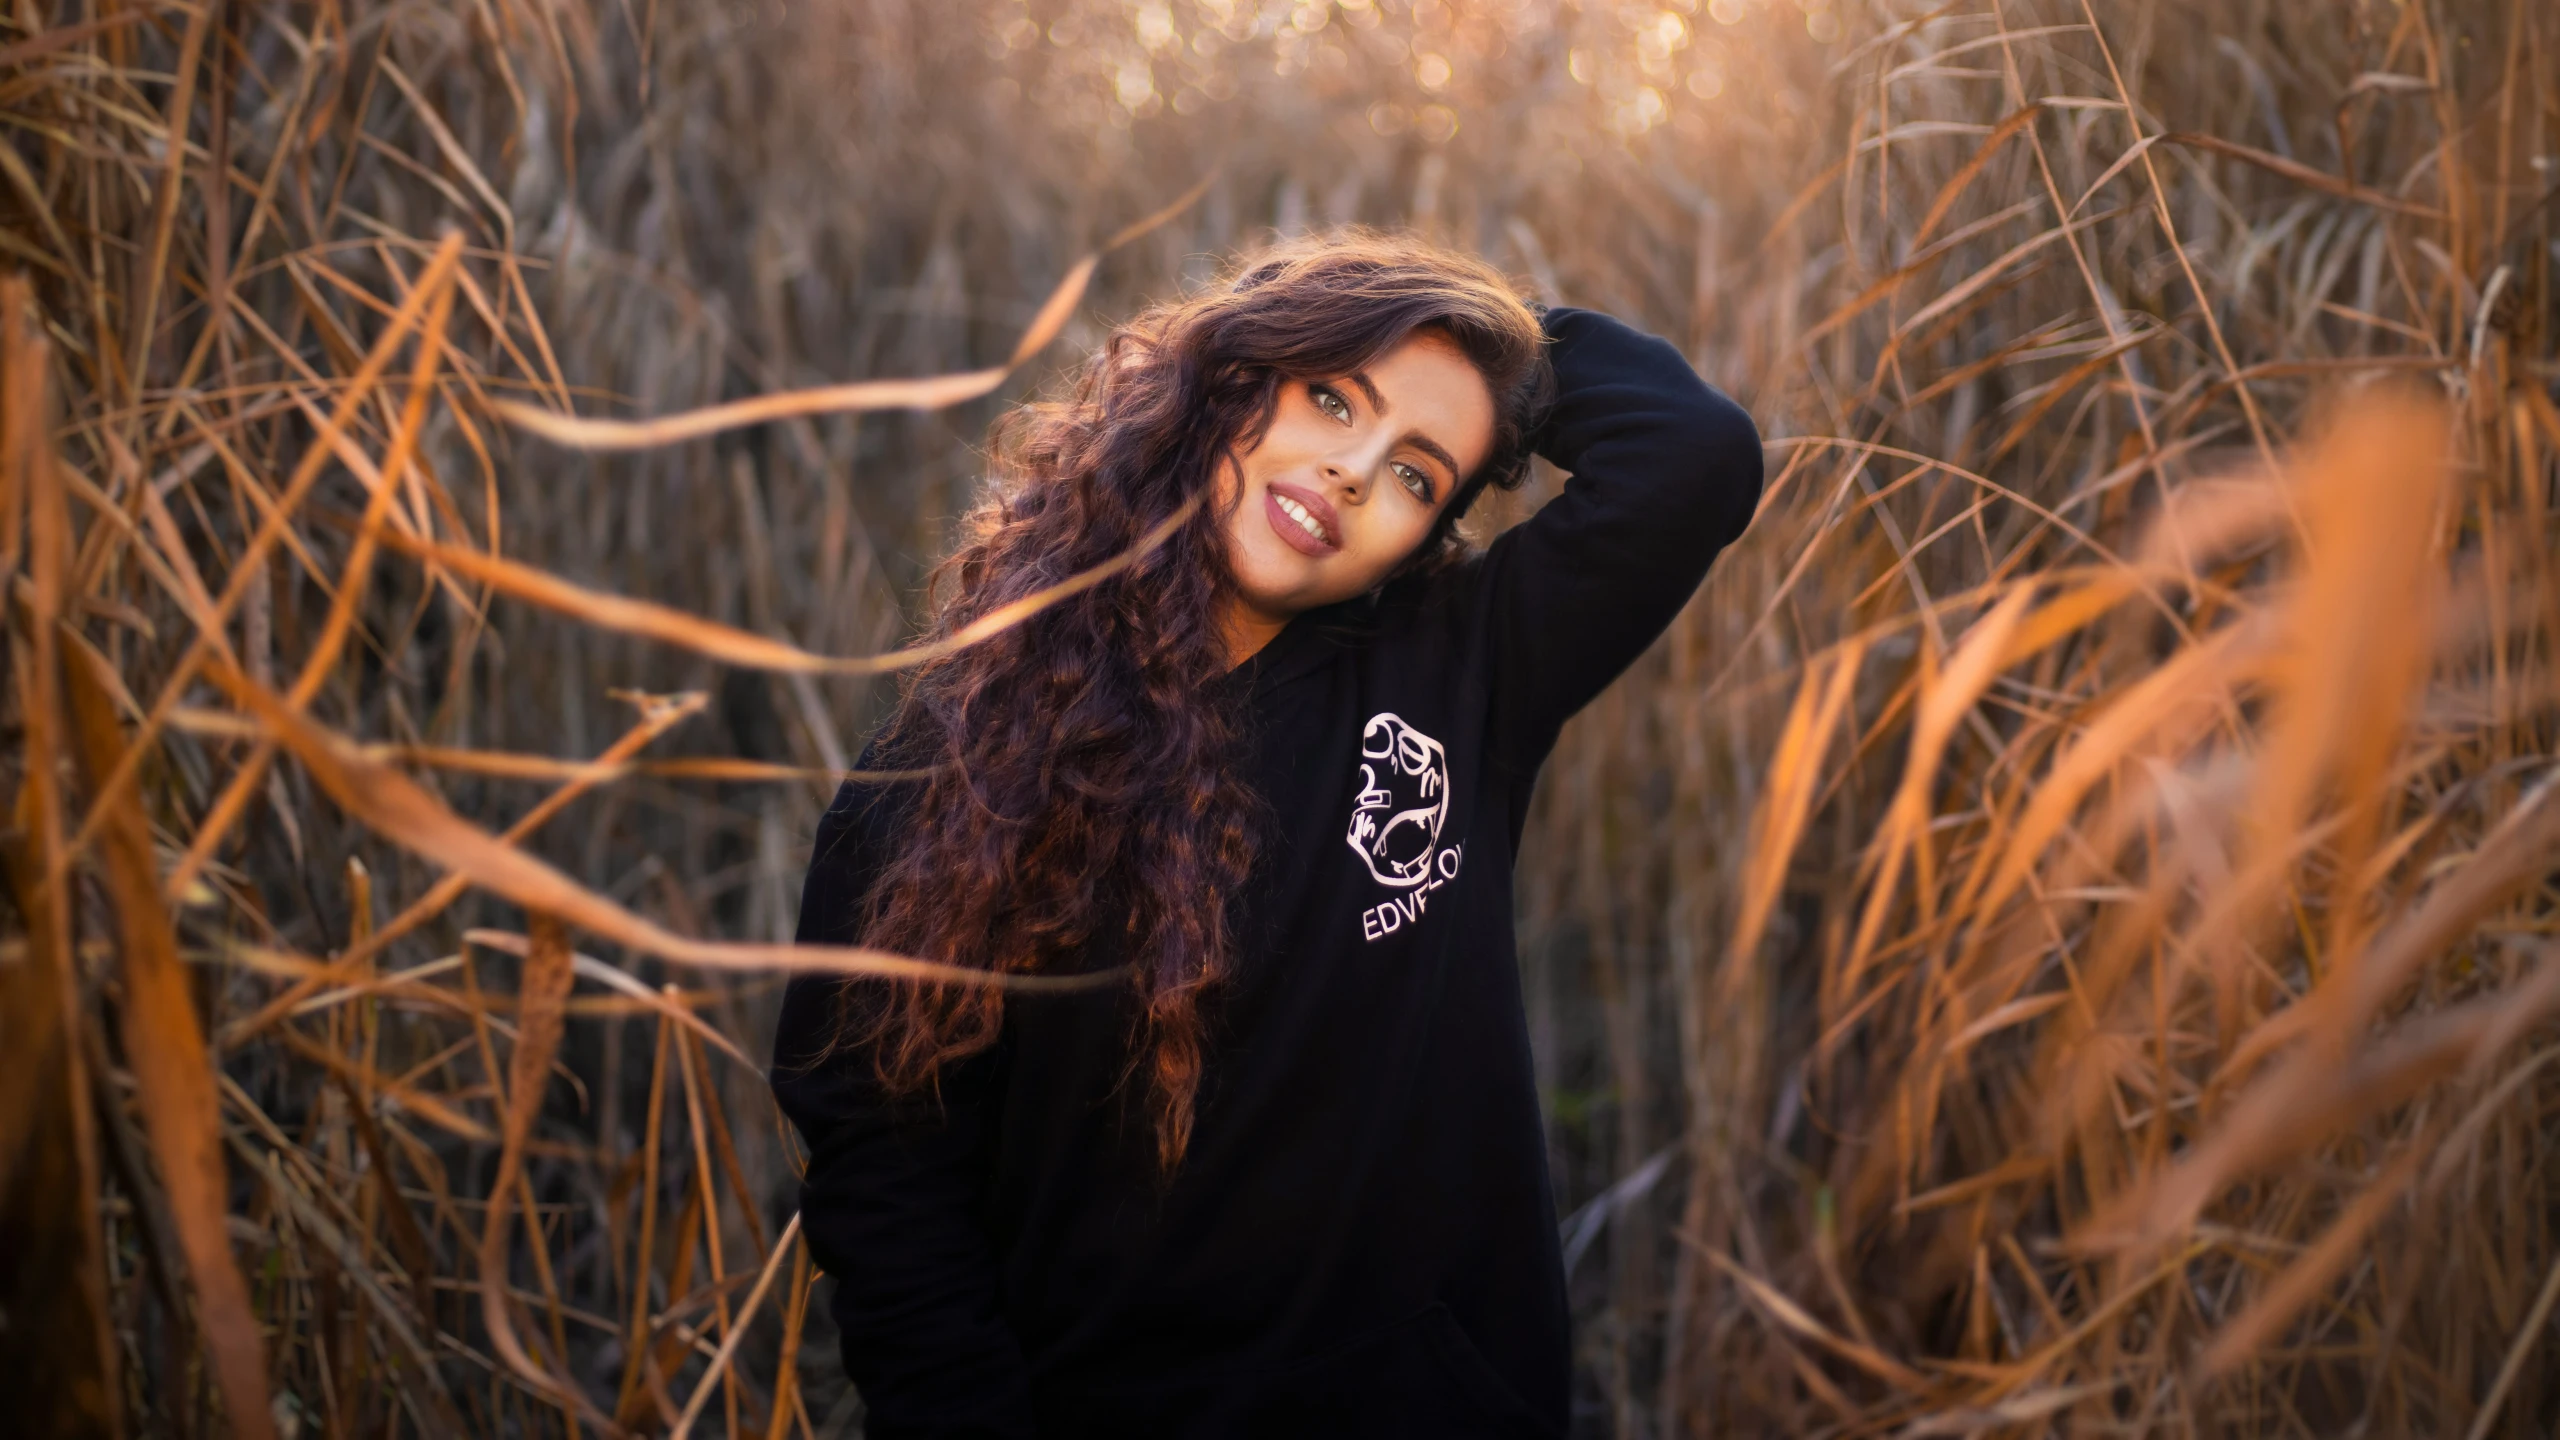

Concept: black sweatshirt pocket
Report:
left=1239, top=1302, right=1557, bottom=1440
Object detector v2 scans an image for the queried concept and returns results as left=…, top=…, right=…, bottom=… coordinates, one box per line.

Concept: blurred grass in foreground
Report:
left=1, top=0, right=2555, bottom=1435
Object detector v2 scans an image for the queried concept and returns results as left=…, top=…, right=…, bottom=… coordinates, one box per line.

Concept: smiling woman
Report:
left=771, top=230, right=1764, bottom=1438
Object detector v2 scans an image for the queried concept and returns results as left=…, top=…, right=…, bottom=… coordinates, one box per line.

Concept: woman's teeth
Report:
left=1275, top=494, right=1332, bottom=546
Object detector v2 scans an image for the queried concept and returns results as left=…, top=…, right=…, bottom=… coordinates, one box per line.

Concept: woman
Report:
left=771, top=231, right=1763, bottom=1439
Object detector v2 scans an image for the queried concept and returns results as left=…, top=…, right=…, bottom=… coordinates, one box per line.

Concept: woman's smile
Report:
left=1264, top=481, right=1342, bottom=555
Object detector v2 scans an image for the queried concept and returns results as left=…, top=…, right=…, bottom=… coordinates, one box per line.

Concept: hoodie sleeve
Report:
left=769, top=779, right=1038, bottom=1440
left=1478, top=306, right=1764, bottom=773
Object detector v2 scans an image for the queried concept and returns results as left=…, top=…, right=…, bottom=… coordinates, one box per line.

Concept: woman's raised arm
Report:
left=770, top=783, right=1038, bottom=1439
left=1477, top=305, right=1765, bottom=772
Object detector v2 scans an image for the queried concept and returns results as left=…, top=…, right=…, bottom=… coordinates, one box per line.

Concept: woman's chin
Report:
left=1233, top=533, right=1383, bottom=617
left=1231, top=549, right=1316, bottom=606
left=1234, top=570, right=1327, bottom=622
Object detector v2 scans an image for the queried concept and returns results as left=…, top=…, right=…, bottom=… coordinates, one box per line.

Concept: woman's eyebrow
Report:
left=1345, top=370, right=1387, bottom=413
left=1405, top=433, right=1461, bottom=489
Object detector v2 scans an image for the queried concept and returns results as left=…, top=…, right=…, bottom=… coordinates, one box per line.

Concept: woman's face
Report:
left=1214, top=328, right=1497, bottom=655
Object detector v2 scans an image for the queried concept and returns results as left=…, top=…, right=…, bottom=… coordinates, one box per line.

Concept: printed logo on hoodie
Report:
left=1346, top=712, right=1465, bottom=941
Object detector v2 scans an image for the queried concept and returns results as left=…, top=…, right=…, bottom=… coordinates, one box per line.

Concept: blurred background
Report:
left=3, top=0, right=2556, bottom=1435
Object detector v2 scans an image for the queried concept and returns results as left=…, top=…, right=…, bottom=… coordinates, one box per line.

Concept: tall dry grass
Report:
left=0, top=0, right=2553, bottom=1436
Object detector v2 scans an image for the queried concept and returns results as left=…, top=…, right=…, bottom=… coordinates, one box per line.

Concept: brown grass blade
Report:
left=491, top=358, right=1033, bottom=450
left=1838, top=586, right=2035, bottom=995
left=614, top=1013, right=675, bottom=1429
left=764, top=1240, right=815, bottom=1440
left=128, top=0, right=213, bottom=361
left=0, top=803, right=120, bottom=1433
left=2159, top=131, right=2444, bottom=219
left=668, top=1213, right=804, bottom=1440
left=0, top=9, right=157, bottom=71
left=357, top=745, right=930, bottom=786
left=2196, top=1144, right=2424, bottom=1376
left=0, top=271, right=118, bottom=1426
left=213, top=692, right=710, bottom=1048
left=1685, top=1237, right=1934, bottom=1394
left=58, top=634, right=276, bottom=1440
left=2088, top=957, right=2560, bottom=1259
left=273, top=1027, right=499, bottom=1144
left=199, top=658, right=1114, bottom=986
left=475, top=913, right=614, bottom=1430
left=492, top=171, right=1212, bottom=452
left=1729, top=636, right=1865, bottom=991
left=2221, top=395, right=2451, bottom=976
left=372, top=487, right=1205, bottom=677
left=670, top=1025, right=742, bottom=1434
left=1974, top=618, right=2264, bottom=923
left=2465, top=1240, right=2560, bottom=1440
left=465, top=929, right=758, bottom=1072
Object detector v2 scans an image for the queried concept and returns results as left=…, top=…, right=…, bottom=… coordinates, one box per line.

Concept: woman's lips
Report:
left=1263, top=482, right=1342, bottom=557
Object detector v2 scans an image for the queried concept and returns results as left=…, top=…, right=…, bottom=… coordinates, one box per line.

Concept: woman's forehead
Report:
left=1360, top=331, right=1497, bottom=476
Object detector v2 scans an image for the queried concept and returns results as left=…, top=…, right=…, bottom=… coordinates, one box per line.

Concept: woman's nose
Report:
left=1321, top=455, right=1366, bottom=501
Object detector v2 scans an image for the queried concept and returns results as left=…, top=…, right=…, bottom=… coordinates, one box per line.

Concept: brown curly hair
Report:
left=843, top=229, right=1553, bottom=1167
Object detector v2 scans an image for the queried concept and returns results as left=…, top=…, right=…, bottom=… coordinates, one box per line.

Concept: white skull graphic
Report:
left=1345, top=712, right=1448, bottom=889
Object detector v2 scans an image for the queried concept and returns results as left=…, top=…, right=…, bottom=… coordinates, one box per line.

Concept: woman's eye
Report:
left=1394, top=463, right=1431, bottom=501
left=1311, top=384, right=1351, bottom=423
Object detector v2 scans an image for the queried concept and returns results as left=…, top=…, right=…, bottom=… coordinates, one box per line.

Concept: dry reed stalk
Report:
left=63, top=630, right=278, bottom=1440
left=0, top=271, right=120, bottom=1435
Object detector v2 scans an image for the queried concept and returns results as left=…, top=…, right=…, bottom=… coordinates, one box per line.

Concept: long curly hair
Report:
left=844, top=229, right=1553, bottom=1168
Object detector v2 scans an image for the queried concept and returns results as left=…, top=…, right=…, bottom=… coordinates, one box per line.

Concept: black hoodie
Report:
left=770, top=307, right=1763, bottom=1439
